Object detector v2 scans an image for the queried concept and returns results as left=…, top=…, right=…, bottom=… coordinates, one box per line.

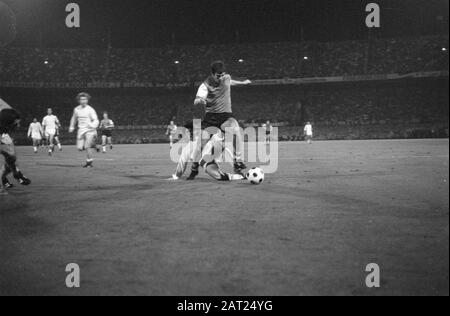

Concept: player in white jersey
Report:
left=69, top=93, right=100, bottom=168
left=304, top=122, right=313, bottom=144
left=42, top=108, right=62, bottom=155
left=0, top=97, right=31, bottom=194
left=171, top=122, right=244, bottom=182
left=28, top=118, right=43, bottom=153
left=166, top=121, right=177, bottom=149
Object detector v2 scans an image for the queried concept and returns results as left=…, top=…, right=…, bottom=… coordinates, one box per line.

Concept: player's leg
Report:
left=32, top=138, right=39, bottom=153
left=55, top=135, right=62, bottom=151
left=204, top=161, right=245, bottom=181
left=221, top=117, right=246, bottom=173
left=107, top=136, right=113, bottom=150
left=102, top=135, right=107, bottom=153
left=1, top=143, right=31, bottom=187
left=169, top=135, right=174, bottom=148
left=48, top=134, right=55, bottom=155
left=83, top=132, right=97, bottom=168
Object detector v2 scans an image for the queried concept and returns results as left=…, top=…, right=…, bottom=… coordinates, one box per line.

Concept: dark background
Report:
left=1, top=0, right=449, bottom=48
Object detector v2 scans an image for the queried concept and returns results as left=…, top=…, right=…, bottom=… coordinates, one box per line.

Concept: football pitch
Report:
left=0, top=139, right=448, bottom=296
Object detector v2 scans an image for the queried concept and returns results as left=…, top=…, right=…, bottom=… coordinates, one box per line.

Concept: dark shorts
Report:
left=102, top=130, right=112, bottom=137
left=203, top=112, right=234, bottom=130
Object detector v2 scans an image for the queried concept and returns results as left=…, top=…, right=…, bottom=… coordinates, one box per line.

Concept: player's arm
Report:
left=55, top=116, right=61, bottom=128
left=0, top=97, right=12, bottom=111
left=42, top=118, right=47, bottom=133
left=194, top=83, right=208, bottom=106
left=69, top=110, right=77, bottom=133
left=27, top=124, right=32, bottom=138
left=231, top=78, right=252, bottom=86
left=110, top=120, right=115, bottom=129
left=89, top=109, right=99, bottom=129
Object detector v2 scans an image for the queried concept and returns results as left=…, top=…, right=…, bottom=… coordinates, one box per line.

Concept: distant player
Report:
left=166, top=121, right=177, bottom=148
left=28, top=118, right=43, bottom=153
left=99, top=112, right=115, bottom=153
left=69, top=93, right=100, bottom=168
left=262, top=120, right=274, bottom=144
left=189, top=61, right=251, bottom=180
left=304, top=122, right=313, bottom=144
left=42, top=108, right=62, bottom=155
left=0, top=97, right=31, bottom=194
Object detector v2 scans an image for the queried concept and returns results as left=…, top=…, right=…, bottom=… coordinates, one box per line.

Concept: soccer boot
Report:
left=2, top=177, right=14, bottom=189
left=14, top=172, right=31, bottom=186
left=234, top=161, right=247, bottom=175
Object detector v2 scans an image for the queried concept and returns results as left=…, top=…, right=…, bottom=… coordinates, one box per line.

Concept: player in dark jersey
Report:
left=0, top=98, right=31, bottom=194
left=188, top=61, right=251, bottom=180
left=99, top=112, right=115, bottom=153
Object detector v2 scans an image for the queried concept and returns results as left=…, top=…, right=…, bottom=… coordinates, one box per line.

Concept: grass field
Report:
left=0, top=139, right=448, bottom=296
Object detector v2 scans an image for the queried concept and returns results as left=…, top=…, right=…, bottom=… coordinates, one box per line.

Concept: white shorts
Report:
left=77, top=131, right=97, bottom=150
left=45, top=129, right=56, bottom=138
left=31, top=133, right=42, bottom=141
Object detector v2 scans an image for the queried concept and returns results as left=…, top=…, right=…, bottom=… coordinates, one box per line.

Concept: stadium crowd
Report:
left=0, top=36, right=448, bottom=84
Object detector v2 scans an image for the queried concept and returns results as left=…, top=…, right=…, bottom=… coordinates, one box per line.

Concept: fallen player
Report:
left=171, top=126, right=245, bottom=182
left=0, top=98, right=32, bottom=194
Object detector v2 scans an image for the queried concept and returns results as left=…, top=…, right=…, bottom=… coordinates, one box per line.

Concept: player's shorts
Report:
left=31, top=133, right=42, bottom=141
left=0, top=133, right=15, bottom=157
left=77, top=131, right=97, bottom=151
left=101, top=130, right=112, bottom=138
left=202, top=112, right=235, bottom=130
left=45, top=129, right=56, bottom=138
left=266, top=131, right=271, bottom=136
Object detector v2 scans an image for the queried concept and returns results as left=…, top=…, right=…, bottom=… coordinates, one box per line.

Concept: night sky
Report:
left=1, top=0, right=449, bottom=48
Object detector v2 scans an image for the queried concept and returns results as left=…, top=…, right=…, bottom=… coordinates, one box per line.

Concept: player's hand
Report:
left=244, top=79, right=252, bottom=85
left=69, top=127, right=75, bottom=133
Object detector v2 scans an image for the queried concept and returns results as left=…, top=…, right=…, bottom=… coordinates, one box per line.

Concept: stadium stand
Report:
left=0, top=36, right=448, bottom=84
left=0, top=36, right=448, bottom=144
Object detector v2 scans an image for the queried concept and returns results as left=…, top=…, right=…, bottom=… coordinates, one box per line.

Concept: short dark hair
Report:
left=211, top=61, right=226, bottom=74
left=76, top=92, right=91, bottom=101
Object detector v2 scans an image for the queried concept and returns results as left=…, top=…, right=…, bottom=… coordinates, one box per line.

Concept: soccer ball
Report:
left=246, top=167, right=265, bottom=185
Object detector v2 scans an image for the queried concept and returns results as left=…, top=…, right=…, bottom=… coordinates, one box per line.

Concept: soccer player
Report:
left=304, top=122, right=313, bottom=144
left=171, top=127, right=244, bottom=182
left=99, top=112, right=115, bottom=153
left=0, top=97, right=31, bottom=194
left=262, top=120, right=274, bottom=144
left=166, top=121, right=177, bottom=149
left=28, top=118, right=43, bottom=154
left=42, top=108, right=62, bottom=155
left=189, top=61, right=251, bottom=180
left=69, top=93, right=100, bottom=168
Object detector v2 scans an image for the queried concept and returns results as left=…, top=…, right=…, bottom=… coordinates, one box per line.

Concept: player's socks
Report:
left=33, top=147, right=38, bottom=153
left=102, top=146, right=106, bottom=153
left=187, top=163, right=199, bottom=180
left=110, top=145, right=113, bottom=150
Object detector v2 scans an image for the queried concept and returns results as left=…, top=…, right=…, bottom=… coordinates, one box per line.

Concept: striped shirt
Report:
left=196, top=74, right=232, bottom=114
